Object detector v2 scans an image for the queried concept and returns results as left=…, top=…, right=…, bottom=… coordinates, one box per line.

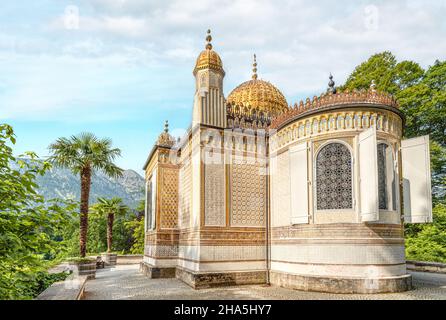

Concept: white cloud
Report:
left=1, top=0, right=445, bottom=121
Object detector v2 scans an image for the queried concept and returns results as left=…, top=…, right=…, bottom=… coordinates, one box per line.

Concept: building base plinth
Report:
left=139, top=262, right=176, bottom=279
left=175, top=267, right=267, bottom=289
left=270, top=271, right=412, bottom=294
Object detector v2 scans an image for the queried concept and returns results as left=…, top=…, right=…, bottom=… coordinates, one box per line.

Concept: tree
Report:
left=125, top=200, right=145, bottom=254
left=91, top=197, right=128, bottom=253
left=405, top=204, right=446, bottom=262
left=341, top=51, right=424, bottom=94
left=342, top=52, right=445, bottom=201
left=48, top=133, right=123, bottom=257
left=62, top=206, right=135, bottom=256
left=0, top=124, right=76, bottom=299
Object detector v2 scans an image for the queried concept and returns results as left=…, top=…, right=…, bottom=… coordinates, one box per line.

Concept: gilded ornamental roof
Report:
left=193, top=30, right=224, bottom=75
left=270, top=83, right=401, bottom=130
left=227, top=55, right=289, bottom=117
left=156, top=120, right=176, bottom=147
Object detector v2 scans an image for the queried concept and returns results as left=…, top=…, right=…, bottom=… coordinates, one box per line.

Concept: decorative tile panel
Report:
left=230, top=162, right=266, bottom=227
left=204, top=163, right=226, bottom=226
left=179, top=160, right=192, bottom=229
left=160, top=167, right=178, bottom=229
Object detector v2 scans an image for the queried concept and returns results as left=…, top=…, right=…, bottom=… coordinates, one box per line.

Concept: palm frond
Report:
left=91, top=197, right=128, bottom=216
left=47, top=132, right=123, bottom=178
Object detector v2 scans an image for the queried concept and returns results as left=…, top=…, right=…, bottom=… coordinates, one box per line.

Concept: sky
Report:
left=0, top=0, right=445, bottom=174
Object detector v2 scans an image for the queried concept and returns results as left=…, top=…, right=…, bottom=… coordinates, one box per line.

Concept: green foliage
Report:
left=405, top=204, right=446, bottom=263
left=48, top=132, right=123, bottom=178
left=61, top=208, right=136, bottom=256
left=342, top=51, right=424, bottom=94
left=125, top=200, right=145, bottom=254
left=398, top=61, right=446, bottom=198
left=126, top=219, right=144, bottom=254
left=0, top=124, right=76, bottom=299
left=90, top=198, right=128, bottom=253
left=21, top=271, right=71, bottom=300
left=126, top=223, right=144, bottom=253
left=113, top=213, right=136, bottom=253
left=94, top=197, right=129, bottom=216
left=92, top=198, right=130, bottom=252
left=1, top=125, right=140, bottom=299
left=10, top=271, right=70, bottom=300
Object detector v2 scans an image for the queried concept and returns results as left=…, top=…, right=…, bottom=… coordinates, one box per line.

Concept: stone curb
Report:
left=36, top=275, right=88, bottom=300
left=406, top=260, right=446, bottom=274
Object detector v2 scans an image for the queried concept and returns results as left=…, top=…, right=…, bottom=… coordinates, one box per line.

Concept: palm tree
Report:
left=48, top=133, right=123, bottom=257
left=92, top=197, right=128, bottom=253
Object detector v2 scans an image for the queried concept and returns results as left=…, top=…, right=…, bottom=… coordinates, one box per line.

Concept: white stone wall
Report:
left=191, top=132, right=202, bottom=228
left=270, top=242, right=406, bottom=278
left=178, top=245, right=201, bottom=271
left=177, top=245, right=267, bottom=272
left=271, top=150, right=291, bottom=227
left=270, top=260, right=406, bottom=278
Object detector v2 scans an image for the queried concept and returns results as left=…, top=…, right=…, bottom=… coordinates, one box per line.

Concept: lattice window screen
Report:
left=316, top=143, right=353, bottom=210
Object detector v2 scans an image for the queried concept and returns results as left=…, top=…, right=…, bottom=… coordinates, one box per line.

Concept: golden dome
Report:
left=193, top=30, right=224, bottom=75
left=227, top=55, right=288, bottom=116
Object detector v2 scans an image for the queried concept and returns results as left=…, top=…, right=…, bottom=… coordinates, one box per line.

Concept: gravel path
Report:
left=83, top=265, right=446, bottom=300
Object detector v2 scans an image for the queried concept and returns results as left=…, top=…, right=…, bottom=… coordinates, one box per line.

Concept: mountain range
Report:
left=31, top=165, right=145, bottom=208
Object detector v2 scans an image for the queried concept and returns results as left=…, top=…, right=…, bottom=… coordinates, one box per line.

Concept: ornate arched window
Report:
left=145, top=171, right=157, bottom=231
left=377, top=143, right=396, bottom=210
left=312, top=120, right=319, bottom=133
left=298, top=124, right=304, bottom=137
left=316, top=142, right=353, bottom=210
left=145, top=180, right=153, bottom=231
left=320, top=118, right=327, bottom=131
left=200, top=73, right=207, bottom=87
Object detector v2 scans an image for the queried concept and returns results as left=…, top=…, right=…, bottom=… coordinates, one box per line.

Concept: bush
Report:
left=31, top=272, right=71, bottom=299
left=65, top=257, right=96, bottom=264
left=0, top=124, right=76, bottom=299
left=125, top=200, right=145, bottom=254
left=125, top=217, right=144, bottom=254
left=10, top=271, right=70, bottom=300
left=405, top=203, right=446, bottom=263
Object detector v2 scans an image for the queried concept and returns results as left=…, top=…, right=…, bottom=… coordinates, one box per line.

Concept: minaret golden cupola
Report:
left=193, top=29, right=225, bottom=76
left=227, top=54, right=288, bottom=117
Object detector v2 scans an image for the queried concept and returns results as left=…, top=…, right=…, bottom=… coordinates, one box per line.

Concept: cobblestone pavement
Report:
left=83, top=265, right=446, bottom=300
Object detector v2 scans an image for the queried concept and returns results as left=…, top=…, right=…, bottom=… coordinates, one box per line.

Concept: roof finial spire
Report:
left=370, top=79, right=377, bottom=92
left=205, top=29, right=213, bottom=50
left=327, top=73, right=337, bottom=94
left=164, top=120, right=169, bottom=133
left=252, top=54, right=258, bottom=80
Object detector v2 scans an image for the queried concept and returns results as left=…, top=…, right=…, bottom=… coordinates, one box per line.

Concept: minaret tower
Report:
left=192, top=30, right=226, bottom=128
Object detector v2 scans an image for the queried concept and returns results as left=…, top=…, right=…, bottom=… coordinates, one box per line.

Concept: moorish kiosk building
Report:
left=141, top=31, right=432, bottom=293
